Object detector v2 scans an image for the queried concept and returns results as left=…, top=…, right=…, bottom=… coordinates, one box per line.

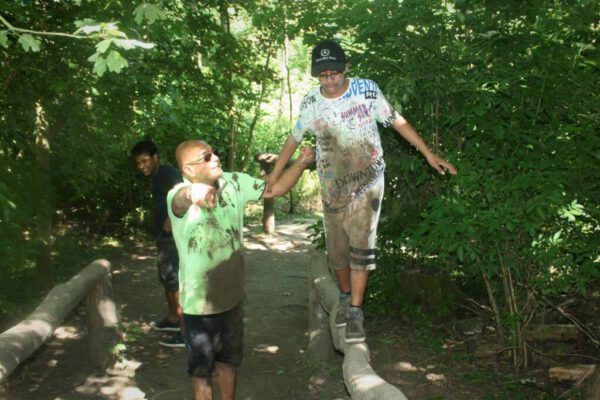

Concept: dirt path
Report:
left=2, top=218, right=534, bottom=400
left=1, top=219, right=349, bottom=400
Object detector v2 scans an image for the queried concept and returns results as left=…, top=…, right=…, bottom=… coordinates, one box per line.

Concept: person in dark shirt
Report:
left=132, top=139, right=185, bottom=347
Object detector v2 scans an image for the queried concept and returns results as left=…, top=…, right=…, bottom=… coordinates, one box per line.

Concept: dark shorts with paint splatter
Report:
left=156, top=235, right=179, bottom=292
left=183, top=302, right=244, bottom=378
left=324, top=176, right=384, bottom=271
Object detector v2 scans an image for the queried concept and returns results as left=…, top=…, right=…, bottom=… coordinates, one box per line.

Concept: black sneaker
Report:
left=159, top=332, right=185, bottom=348
left=150, top=318, right=180, bottom=332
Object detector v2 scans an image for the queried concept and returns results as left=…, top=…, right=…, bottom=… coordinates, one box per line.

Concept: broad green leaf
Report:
left=0, top=31, right=9, bottom=48
left=96, top=39, right=113, bottom=53
left=133, top=3, right=167, bottom=25
left=113, top=39, right=155, bottom=51
left=74, top=18, right=97, bottom=28
left=457, top=246, right=465, bottom=262
left=74, top=21, right=102, bottom=35
left=18, top=34, right=41, bottom=52
left=552, top=230, right=562, bottom=242
left=102, top=23, right=127, bottom=38
left=113, top=39, right=135, bottom=50
left=105, top=50, right=128, bottom=73
left=126, top=39, right=155, bottom=49
left=87, top=52, right=101, bottom=62
left=91, top=56, right=107, bottom=76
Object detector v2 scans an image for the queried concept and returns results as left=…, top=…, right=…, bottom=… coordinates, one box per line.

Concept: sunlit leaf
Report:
left=102, top=22, right=127, bottom=38
left=74, top=22, right=102, bottom=35
left=113, top=39, right=155, bottom=50
left=113, top=39, right=135, bottom=50
left=0, top=30, right=9, bottom=48
left=105, top=50, right=128, bottom=73
left=95, top=39, right=113, bottom=53
left=127, top=39, right=155, bottom=49
left=133, top=3, right=167, bottom=25
left=74, top=18, right=97, bottom=28
left=18, top=34, right=41, bottom=52
left=87, top=52, right=100, bottom=62
left=91, top=56, right=107, bottom=76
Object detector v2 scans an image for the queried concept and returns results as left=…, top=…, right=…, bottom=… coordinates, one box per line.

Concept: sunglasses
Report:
left=186, top=151, right=215, bottom=166
left=317, top=71, right=342, bottom=80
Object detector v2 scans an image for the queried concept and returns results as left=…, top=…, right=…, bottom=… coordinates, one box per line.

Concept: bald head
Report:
left=175, top=139, right=209, bottom=170
left=175, top=139, right=223, bottom=184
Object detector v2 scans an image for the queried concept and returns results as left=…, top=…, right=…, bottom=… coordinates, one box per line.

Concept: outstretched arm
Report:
left=266, top=135, right=300, bottom=192
left=171, top=183, right=216, bottom=216
left=262, top=147, right=315, bottom=199
left=392, top=117, right=457, bottom=175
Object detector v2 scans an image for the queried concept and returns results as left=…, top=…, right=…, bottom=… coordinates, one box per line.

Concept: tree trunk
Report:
left=288, top=190, right=295, bottom=214
left=241, top=43, right=273, bottom=170
left=285, top=35, right=293, bottom=125
left=220, top=1, right=236, bottom=171
left=33, top=101, right=54, bottom=285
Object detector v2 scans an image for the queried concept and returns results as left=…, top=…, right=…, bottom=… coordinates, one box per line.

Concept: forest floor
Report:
left=0, top=219, right=592, bottom=400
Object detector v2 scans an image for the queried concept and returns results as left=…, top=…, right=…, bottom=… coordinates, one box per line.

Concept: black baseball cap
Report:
left=311, top=40, right=346, bottom=77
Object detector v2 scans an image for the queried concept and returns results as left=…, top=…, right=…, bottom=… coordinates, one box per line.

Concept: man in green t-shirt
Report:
left=167, top=139, right=314, bottom=400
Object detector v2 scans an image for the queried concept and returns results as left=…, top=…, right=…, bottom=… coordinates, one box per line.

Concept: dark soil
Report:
left=0, top=220, right=596, bottom=400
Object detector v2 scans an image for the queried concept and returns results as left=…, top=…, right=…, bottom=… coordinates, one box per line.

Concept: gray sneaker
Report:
left=345, top=307, right=366, bottom=343
left=335, top=293, right=351, bottom=327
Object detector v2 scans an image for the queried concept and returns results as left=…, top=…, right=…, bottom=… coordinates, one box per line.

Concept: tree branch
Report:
left=1, top=13, right=103, bottom=40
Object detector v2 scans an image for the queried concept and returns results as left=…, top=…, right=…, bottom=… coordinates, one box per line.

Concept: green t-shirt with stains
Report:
left=167, top=172, right=266, bottom=315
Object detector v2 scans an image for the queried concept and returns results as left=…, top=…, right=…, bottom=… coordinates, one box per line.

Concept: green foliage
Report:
left=1, top=6, right=159, bottom=76
left=0, top=30, right=8, bottom=47
left=121, top=207, right=152, bottom=238
left=17, top=33, right=40, bottom=52
left=0, top=1, right=598, bottom=375
left=133, top=3, right=167, bottom=25
left=0, top=0, right=313, bottom=327
left=307, top=219, right=326, bottom=250
left=317, top=0, right=600, bottom=336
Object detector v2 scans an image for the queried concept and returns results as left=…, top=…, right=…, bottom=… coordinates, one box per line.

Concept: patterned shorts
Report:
left=324, top=177, right=384, bottom=271
left=156, top=236, right=179, bottom=292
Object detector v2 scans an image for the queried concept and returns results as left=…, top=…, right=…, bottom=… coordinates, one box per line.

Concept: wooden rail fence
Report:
left=0, top=259, right=119, bottom=382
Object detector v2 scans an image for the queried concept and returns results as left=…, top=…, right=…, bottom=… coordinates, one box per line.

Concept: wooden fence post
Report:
left=86, top=273, right=119, bottom=370
left=254, top=152, right=310, bottom=234
left=0, top=259, right=115, bottom=382
left=254, top=153, right=277, bottom=234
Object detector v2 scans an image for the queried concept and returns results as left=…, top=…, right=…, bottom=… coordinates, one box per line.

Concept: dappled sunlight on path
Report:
left=1, top=219, right=340, bottom=400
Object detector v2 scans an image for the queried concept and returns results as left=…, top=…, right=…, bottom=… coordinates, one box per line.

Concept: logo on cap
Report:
left=320, top=49, right=330, bottom=57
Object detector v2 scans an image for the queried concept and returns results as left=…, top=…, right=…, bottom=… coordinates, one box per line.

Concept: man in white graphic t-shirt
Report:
left=267, top=39, right=457, bottom=343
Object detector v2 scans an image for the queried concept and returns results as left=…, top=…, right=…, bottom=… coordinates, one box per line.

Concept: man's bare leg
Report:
left=165, top=289, right=180, bottom=323
left=215, top=362, right=236, bottom=400
left=350, top=269, right=369, bottom=307
left=191, top=376, right=212, bottom=400
left=343, top=269, right=369, bottom=342
left=335, top=268, right=351, bottom=294
left=335, top=268, right=369, bottom=306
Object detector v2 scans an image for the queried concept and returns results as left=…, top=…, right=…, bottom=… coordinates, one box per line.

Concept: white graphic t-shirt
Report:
left=292, top=78, right=401, bottom=212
